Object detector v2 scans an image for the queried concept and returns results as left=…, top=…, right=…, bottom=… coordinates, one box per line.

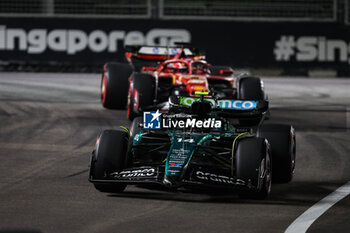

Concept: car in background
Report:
left=100, top=45, right=266, bottom=120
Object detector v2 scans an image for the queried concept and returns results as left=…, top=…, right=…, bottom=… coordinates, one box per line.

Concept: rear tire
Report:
left=101, top=62, right=132, bottom=109
left=238, top=77, right=265, bottom=100
left=127, top=73, right=155, bottom=120
left=236, top=137, right=272, bottom=200
left=257, top=124, right=296, bottom=183
left=238, top=77, right=266, bottom=126
left=90, top=130, right=129, bottom=193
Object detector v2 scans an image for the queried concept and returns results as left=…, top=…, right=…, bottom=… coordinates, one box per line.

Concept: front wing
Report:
left=89, top=165, right=256, bottom=191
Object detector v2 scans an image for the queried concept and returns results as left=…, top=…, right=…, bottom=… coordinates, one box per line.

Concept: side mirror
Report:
left=220, top=69, right=234, bottom=75
left=142, top=66, right=157, bottom=72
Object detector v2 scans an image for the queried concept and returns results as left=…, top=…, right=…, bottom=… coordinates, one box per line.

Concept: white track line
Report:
left=285, top=181, right=350, bottom=233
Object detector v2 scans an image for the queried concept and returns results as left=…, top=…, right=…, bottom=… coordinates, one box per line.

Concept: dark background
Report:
left=1, top=17, right=349, bottom=75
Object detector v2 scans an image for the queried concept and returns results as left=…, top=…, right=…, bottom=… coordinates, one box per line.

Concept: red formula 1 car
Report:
left=101, top=45, right=266, bottom=120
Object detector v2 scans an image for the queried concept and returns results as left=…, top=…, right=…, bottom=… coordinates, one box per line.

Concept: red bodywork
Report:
left=125, top=48, right=235, bottom=97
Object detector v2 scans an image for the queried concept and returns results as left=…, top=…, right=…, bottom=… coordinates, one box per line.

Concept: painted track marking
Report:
left=285, top=181, right=350, bottom=233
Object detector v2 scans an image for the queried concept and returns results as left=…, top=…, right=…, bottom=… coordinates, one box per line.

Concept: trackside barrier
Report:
left=0, top=17, right=349, bottom=76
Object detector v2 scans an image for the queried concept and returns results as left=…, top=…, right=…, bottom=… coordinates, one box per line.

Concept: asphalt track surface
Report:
left=0, top=73, right=349, bottom=233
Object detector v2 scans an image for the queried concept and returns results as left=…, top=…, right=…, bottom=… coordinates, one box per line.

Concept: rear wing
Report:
left=125, top=45, right=205, bottom=63
left=168, top=95, right=269, bottom=119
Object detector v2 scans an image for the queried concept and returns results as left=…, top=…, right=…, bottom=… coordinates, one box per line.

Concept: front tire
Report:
left=127, top=73, right=155, bottom=120
left=90, top=130, right=129, bottom=193
left=235, top=137, right=272, bottom=199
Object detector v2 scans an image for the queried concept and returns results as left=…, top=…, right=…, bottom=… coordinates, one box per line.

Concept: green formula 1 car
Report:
left=89, top=94, right=295, bottom=199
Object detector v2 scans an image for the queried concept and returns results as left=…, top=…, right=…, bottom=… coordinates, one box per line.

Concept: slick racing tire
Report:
left=238, top=77, right=265, bottom=100
left=127, top=73, right=155, bottom=120
left=258, top=124, right=296, bottom=183
left=90, top=130, right=129, bottom=193
left=209, top=66, right=233, bottom=77
left=237, top=77, right=266, bottom=126
left=101, top=62, right=132, bottom=109
left=236, top=137, right=272, bottom=200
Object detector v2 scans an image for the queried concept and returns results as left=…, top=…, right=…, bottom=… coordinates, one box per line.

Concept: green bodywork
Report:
left=131, top=96, right=262, bottom=179
left=133, top=124, right=238, bottom=178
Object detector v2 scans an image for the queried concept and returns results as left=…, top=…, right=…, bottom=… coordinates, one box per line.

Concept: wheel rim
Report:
left=290, top=127, right=296, bottom=179
left=127, top=81, right=133, bottom=119
left=133, top=89, right=139, bottom=109
left=101, top=75, right=107, bottom=105
left=265, top=152, right=272, bottom=193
